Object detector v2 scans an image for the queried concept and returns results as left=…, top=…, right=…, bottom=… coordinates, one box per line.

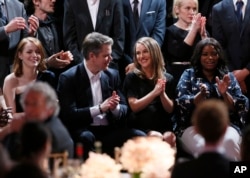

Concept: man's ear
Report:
left=33, top=0, right=39, bottom=6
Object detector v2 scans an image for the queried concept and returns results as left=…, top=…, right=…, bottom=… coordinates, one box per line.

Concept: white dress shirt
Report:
left=233, top=0, right=247, bottom=18
left=87, top=0, right=100, bottom=30
left=130, top=0, right=142, bottom=16
left=84, top=60, right=108, bottom=126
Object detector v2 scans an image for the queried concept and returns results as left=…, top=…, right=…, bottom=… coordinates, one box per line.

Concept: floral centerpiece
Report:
left=78, top=152, right=122, bottom=178
left=120, top=136, right=176, bottom=178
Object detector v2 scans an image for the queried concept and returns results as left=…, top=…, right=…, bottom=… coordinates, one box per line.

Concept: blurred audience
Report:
left=171, top=99, right=231, bottom=178
left=0, top=82, right=74, bottom=160
left=241, top=125, right=250, bottom=161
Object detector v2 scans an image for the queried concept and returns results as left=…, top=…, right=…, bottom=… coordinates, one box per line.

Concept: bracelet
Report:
left=99, top=104, right=103, bottom=114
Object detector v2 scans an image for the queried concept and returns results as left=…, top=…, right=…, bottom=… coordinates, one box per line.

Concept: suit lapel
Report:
left=80, top=0, right=94, bottom=31
left=140, top=0, right=152, bottom=22
left=80, top=64, right=94, bottom=106
left=100, top=71, right=110, bottom=100
left=241, top=1, right=250, bottom=36
left=96, top=0, right=109, bottom=31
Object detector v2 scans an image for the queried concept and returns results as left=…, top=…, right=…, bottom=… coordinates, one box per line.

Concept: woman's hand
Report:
left=153, top=79, right=166, bottom=96
left=216, top=75, right=230, bottom=96
left=199, top=83, right=209, bottom=98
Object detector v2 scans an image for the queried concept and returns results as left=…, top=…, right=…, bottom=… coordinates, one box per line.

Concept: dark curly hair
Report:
left=191, top=37, right=229, bottom=79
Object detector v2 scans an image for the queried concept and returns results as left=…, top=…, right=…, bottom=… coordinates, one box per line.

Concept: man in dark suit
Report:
left=212, top=0, right=250, bottom=123
left=63, top=0, right=124, bottom=70
left=57, top=32, right=145, bottom=159
left=122, top=0, right=166, bottom=74
left=0, top=0, right=39, bottom=88
left=171, top=99, right=231, bottom=178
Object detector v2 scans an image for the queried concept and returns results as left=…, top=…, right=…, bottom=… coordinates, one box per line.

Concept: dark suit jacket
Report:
left=0, top=0, right=28, bottom=87
left=171, top=152, right=230, bottom=178
left=212, top=0, right=250, bottom=71
left=57, top=63, right=128, bottom=134
left=122, top=0, right=166, bottom=63
left=63, top=0, right=124, bottom=65
left=0, top=0, right=28, bottom=62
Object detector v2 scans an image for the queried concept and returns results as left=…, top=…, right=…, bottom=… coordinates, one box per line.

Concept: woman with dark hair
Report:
left=175, top=37, right=249, bottom=161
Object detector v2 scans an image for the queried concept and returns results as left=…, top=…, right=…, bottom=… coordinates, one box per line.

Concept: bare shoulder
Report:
left=3, top=73, right=19, bottom=88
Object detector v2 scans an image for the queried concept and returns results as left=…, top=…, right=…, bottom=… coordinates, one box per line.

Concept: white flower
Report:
left=79, top=152, right=122, bottom=178
left=120, top=137, right=176, bottom=178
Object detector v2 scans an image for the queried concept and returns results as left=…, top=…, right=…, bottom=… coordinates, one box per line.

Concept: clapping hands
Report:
left=216, top=75, right=230, bottom=96
left=153, top=79, right=166, bottom=96
left=100, top=91, right=120, bottom=112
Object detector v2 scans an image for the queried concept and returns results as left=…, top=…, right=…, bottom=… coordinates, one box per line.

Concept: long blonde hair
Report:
left=133, top=37, right=166, bottom=83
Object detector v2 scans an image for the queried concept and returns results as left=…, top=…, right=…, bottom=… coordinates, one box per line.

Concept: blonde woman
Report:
left=162, top=0, right=207, bottom=86
left=3, top=37, right=56, bottom=117
left=123, top=37, right=175, bottom=136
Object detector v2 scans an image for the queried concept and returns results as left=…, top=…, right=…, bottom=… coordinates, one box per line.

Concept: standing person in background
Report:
left=162, top=0, right=207, bottom=87
left=0, top=0, right=39, bottom=88
left=198, top=0, right=221, bottom=34
left=24, top=0, right=73, bottom=83
left=122, top=0, right=166, bottom=77
left=57, top=32, right=145, bottom=160
left=212, top=0, right=250, bottom=124
left=3, top=37, right=56, bottom=117
left=63, top=0, right=124, bottom=70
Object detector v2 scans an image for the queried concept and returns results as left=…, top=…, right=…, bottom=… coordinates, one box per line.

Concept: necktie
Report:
left=133, top=0, right=139, bottom=28
left=235, top=0, right=244, bottom=29
left=0, top=3, right=8, bottom=25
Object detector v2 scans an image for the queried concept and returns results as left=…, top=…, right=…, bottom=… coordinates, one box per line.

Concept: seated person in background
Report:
left=171, top=99, right=231, bottom=178
left=19, top=121, right=52, bottom=175
left=57, top=32, right=145, bottom=160
left=123, top=37, right=175, bottom=136
left=175, top=37, right=249, bottom=161
left=3, top=37, right=56, bottom=117
left=241, top=125, right=250, bottom=161
left=0, top=87, right=13, bottom=127
left=5, top=162, right=48, bottom=178
left=0, top=143, right=15, bottom=178
left=0, top=82, right=74, bottom=160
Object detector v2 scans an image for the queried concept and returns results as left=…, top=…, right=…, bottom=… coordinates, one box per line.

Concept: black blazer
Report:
left=212, top=0, right=250, bottom=71
left=57, top=63, right=128, bottom=133
left=63, top=0, right=124, bottom=65
left=171, top=152, right=230, bottom=178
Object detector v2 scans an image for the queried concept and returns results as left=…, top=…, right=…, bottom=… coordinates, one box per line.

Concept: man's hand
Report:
left=46, top=51, right=73, bottom=68
left=28, top=15, right=39, bottom=36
